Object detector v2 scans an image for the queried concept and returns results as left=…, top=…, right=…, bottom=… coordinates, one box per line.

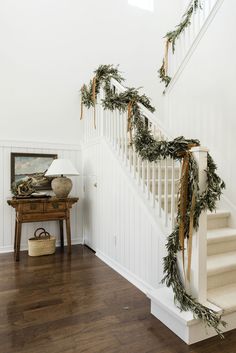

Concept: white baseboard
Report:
left=96, top=250, right=155, bottom=295
left=0, top=237, right=83, bottom=254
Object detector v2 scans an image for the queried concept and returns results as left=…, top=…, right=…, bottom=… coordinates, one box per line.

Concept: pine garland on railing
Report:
left=159, top=0, right=202, bottom=90
left=80, top=64, right=226, bottom=336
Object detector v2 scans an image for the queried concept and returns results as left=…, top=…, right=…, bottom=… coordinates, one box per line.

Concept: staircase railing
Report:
left=82, top=79, right=208, bottom=303
left=105, top=79, right=180, bottom=231
left=166, top=0, right=224, bottom=91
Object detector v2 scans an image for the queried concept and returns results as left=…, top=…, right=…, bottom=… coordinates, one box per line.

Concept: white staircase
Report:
left=81, top=76, right=236, bottom=343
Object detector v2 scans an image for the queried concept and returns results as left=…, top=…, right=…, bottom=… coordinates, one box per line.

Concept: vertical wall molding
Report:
left=83, top=140, right=167, bottom=291
left=0, top=140, right=83, bottom=253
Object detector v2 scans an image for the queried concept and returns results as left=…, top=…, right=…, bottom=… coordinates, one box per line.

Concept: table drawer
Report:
left=45, top=201, right=66, bottom=212
left=21, top=203, right=44, bottom=213
left=22, top=212, right=66, bottom=222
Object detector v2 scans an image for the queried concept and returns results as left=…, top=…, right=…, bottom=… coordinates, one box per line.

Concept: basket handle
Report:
left=34, top=228, right=50, bottom=239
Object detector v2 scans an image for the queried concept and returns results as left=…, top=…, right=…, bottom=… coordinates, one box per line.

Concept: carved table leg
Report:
left=65, top=213, right=71, bottom=254
left=14, top=219, right=18, bottom=252
left=59, top=220, right=64, bottom=249
left=15, top=221, right=22, bottom=262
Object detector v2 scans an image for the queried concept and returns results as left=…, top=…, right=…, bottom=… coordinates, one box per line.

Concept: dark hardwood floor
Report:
left=0, top=245, right=235, bottom=353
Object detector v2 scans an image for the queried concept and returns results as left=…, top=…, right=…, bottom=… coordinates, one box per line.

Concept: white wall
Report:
left=164, top=0, right=236, bottom=210
left=83, top=139, right=167, bottom=292
left=0, top=0, right=183, bottom=144
left=0, top=140, right=83, bottom=252
left=0, top=0, right=187, bottom=255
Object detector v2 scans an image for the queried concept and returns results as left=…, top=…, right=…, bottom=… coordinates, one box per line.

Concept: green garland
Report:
left=159, top=0, right=202, bottom=89
left=81, top=64, right=226, bottom=336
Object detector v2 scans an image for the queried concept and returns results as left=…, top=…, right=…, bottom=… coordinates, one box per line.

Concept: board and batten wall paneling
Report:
left=83, top=140, right=167, bottom=292
left=0, top=140, right=83, bottom=253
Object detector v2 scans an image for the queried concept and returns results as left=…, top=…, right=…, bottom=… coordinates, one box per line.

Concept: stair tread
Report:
left=158, top=194, right=177, bottom=200
left=207, top=227, right=236, bottom=244
left=207, top=251, right=236, bottom=275
left=207, top=210, right=230, bottom=219
left=208, top=283, right=236, bottom=313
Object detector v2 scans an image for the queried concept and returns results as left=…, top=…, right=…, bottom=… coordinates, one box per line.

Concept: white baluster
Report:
left=164, top=159, right=168, bottom=226
left=137, top=155, right=141, bottom=185
left=129, top=144, right=132, bottom=172
left=117, top=111, right=122, bottom=155
left=158, top=160, right=162, bottom=217
left=133, top=147, right=136, bottom=178
left=108, top=109, right=111, bottom=142
left=121, top=112, right=125, bottom=159
left=152, top=161, right=156, bottom=207
left=112, top=110, right=115, bottom=148
left=103, top=110, right=109, bottom=140
left=142, top=159, right=146, bottom=192
left=115, top=110, right=118, bottom=151
left=124, top=114, right=128, bottom=165
left=171, top=158, right=176, bottom=229
left=116, top=110, right=119, bottom=151
left=147, top=161, right=150, bottom=200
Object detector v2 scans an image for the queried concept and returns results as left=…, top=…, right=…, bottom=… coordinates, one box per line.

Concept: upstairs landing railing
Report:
left=164, top=0, right=224, bottom=92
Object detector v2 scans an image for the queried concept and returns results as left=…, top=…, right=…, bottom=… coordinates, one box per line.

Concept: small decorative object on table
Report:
left=28, top=228, right=56, bottom=257
left=11, top=178, right=35, bottom=198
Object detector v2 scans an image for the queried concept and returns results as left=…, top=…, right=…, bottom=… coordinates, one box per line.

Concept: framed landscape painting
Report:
left=11, top=153, right=57, bottom=190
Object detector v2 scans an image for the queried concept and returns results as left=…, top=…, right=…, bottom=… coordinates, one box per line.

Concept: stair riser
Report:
left=137, top=169, right=180, bottom=180
left=126, top=152, right=175, bottom=166
left=160, top=200, right=177, bottom=212
left=149, top=181, right=179, bottom=194
left=207, top=240, right=236, bottom=256
left=207, top=216, right=229, bottom=230
left=208, top=270, right=236, bottom=290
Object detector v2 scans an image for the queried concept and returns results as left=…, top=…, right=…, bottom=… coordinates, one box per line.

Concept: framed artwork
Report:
left=11, top=153, right=57, bottom=190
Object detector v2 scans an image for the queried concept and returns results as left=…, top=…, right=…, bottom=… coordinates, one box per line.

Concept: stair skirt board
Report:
left=148, top=287, right=236, bottom=345
left=96, top=250, right=154, bottom=295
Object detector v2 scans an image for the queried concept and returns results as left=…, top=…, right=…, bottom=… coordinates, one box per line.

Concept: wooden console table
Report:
left=7, top=197, right=78, bottom=261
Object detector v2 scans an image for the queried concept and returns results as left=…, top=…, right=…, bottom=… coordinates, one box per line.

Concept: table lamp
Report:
left=45, top=159, right=79, bottom=198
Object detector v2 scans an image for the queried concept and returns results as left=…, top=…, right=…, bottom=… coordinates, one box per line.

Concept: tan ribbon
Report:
left=92, top=77, right=96, bottom=129
left=127, top=101, right=133, bottom=144
left=164, top=39, right=170, bottom=76
left=179, top=153, right=190, bottom=279
left=187, top=192, right=196, bottom=282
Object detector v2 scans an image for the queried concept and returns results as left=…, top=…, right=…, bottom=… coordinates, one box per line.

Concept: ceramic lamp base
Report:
left=51, top=177, right=72, bottom=198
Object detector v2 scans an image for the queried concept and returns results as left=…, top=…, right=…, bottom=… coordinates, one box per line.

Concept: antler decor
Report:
left=11, top=178, right=35, bottom=197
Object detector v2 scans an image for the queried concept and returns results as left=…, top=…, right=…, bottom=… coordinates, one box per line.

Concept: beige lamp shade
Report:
left=45, top=159, right=79, bottom=177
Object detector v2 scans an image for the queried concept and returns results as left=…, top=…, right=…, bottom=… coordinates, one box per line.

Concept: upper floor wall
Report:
left=0, top=0, right=183, bottom=144
left=163, top=0, right=236, bottom=209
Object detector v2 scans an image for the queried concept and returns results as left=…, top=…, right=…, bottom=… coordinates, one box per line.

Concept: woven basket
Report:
left=28, top=228, right=56, bottom=257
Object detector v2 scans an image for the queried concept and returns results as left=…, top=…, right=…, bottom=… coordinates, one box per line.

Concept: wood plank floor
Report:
left=0, top=245, right=235, bottom=353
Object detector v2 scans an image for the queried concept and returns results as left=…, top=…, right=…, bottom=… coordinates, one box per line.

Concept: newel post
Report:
left=188, top=146, right=208, bottom=304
